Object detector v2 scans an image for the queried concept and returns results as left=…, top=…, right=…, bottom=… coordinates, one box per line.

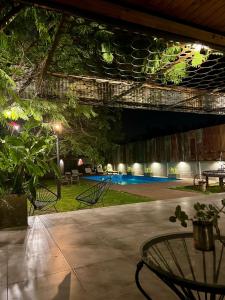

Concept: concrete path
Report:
left=1, top=192, right=225, bottom=300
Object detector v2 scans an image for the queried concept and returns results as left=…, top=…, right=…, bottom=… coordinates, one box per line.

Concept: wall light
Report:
left=132, top=162, right=143, bottom=175
left=9, top=122, right=20, bottom=132
left=78, top=158, right=84, bottom=166
left=118, top=163, right=126, bottom=173
left=13, top=124, right=20, bottom=132
left=59, top=159, right=64, bottom=174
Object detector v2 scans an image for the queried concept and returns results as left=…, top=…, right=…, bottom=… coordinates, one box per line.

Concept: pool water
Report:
left=85, top=174, right=178, bottom=185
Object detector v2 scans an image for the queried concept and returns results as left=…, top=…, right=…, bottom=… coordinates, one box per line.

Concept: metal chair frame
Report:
left=75, top=178, right=111, bottom=209
left=136, top=232, right=225, bottom=300
left=28, top=184, right=59, bottom=215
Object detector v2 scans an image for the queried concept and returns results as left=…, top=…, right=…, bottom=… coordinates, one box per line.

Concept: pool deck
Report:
left=110, top=178, right=199, bottom=200
left=1, top=192, right=225, bottom=299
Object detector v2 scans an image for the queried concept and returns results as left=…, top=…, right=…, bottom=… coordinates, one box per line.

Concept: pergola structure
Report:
left=4, top=1, right=225, bottom=114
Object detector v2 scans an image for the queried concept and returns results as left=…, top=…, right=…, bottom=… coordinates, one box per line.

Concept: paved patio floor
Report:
left=1, top=192, right=225, bottom=300
left=110, top=178, right=199, bottom=200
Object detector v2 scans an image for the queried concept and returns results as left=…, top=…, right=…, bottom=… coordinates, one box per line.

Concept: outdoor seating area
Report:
left=2, top=1, right=225, bottom=299
left=61, top=170, right=80, bottom=185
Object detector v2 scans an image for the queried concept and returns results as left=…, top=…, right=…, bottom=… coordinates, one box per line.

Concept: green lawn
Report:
left=36, top=179, right=153, bottom=214
left=169, top=185, right=225, bottom=194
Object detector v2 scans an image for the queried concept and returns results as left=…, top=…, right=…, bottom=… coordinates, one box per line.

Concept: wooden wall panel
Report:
left=115, top=123, right=225, bottom=163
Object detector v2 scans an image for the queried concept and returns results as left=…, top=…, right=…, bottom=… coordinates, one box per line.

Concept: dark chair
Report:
left=193, top=174, right=206, bottom=191
left=61, top=172, right=72, bottom=185
left=71, top=169, right=80, bottom=184
left=28, top=184, right=59, bottom=215
left=75, top=178, right=111, bottom=208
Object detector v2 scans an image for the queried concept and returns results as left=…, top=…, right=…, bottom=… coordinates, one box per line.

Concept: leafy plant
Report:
left=144, top=167, right=152, bottom=174
left=169, top=167, right=178, bottom=174
left=164, top=61, right=187, bottom=84
left=169, top=200, right=225, bottom=227
left=127, top=166, right=132, bottom=173
left=0, top=121, right=59, bottom=195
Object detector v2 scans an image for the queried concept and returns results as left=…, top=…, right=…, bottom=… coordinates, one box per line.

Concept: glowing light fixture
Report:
left=59, top=159, right=64, bottom=174
left=52, top=122, right=63, bottom=134
left=78, top=158, right=84, bottom=166
left=9, top=122, right=20, bottom=132
left=13, top=124, right=20, bottom=131
left=192, top=43, right=209, bottom=51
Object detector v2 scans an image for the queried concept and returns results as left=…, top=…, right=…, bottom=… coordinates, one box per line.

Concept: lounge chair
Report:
left=71, top=169, right=79, bottom=184
left=84, top=167, right=95, bottom=175
left=106, top=168, right=118, bottom=174
left=97, top=166, right=104, bottom=174
left=61, top=172, right=72, bottom=184
left=193, top=174, right=206, bottom=191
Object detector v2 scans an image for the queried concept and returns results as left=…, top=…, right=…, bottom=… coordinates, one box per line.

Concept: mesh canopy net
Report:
left=22, top=15, right=225, bottom=114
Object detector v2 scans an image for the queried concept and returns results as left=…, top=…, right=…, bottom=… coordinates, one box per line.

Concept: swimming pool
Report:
left=85, top=174, right=178, bottom=185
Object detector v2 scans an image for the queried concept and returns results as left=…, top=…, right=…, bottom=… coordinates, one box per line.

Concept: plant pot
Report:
left=168, top=173, right=179, bottom=179
left=144, top=173, right=153, bottom=177
left=193, top=221, right=214, bottom=251
left=0, top=194, right=28, bottom=229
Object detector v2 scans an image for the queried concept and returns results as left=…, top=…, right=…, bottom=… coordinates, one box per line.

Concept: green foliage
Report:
left=191, top=51, right=208, bottom=67
left=2, top=5, right=218, bottom=174
left=142, top=44, right=181, bottom=74
left=127, top=166, right=132, bottom=173
left=101, top=43, right=114, bottom=63
left=169, top=200, right=225, bottom=227
left=144, top=167, right=152, bottom=174
left=169, top=167, right=178, bottom=174
left=164, top=62, right=187, bottom=84
left=1, top=6, right=222, bottom=87
left=0, top=121, right=59, bottom=195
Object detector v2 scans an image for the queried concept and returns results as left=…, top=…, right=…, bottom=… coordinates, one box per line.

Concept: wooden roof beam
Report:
left=20, top=0, right=225, bottom=49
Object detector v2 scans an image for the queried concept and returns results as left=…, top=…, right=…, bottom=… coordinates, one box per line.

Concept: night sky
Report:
left=118, top=109, right=225, bottom=143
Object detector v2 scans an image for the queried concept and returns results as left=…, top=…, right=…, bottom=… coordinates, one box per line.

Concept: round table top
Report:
left=202, top=170, right=225, bottom=177
left=140, top=232, right=225, bottom=292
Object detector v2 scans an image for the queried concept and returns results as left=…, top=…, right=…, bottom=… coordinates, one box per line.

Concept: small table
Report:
left=135, top=232, right=225, bottom=300
left=202, top=170, right=225, bottom=190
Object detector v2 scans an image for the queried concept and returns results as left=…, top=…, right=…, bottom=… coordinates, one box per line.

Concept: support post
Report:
left=56, top=135, right=61, bottom=199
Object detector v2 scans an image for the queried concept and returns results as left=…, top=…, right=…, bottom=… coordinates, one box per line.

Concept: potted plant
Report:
left=169, top=201, right=225, bottom=251
left=0, top=122, right=59, bottom=229
left=144, top=167, right=153, bottom=177
left=127, top=166, right=132, bottom=175
left=168, top=167, right=179, bottom=179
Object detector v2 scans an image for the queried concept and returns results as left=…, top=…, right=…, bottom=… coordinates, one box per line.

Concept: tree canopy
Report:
left=0, top=1, right=223, bottom=168
left=0, top=3, right=122, bottom=165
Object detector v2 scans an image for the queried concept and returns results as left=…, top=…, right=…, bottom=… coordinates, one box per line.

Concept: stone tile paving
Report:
left=0, top=192, right=225, bottom=299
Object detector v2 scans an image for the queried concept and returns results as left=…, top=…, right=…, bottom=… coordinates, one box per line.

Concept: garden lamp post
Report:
left=52, top=123, right=63, bottom=199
